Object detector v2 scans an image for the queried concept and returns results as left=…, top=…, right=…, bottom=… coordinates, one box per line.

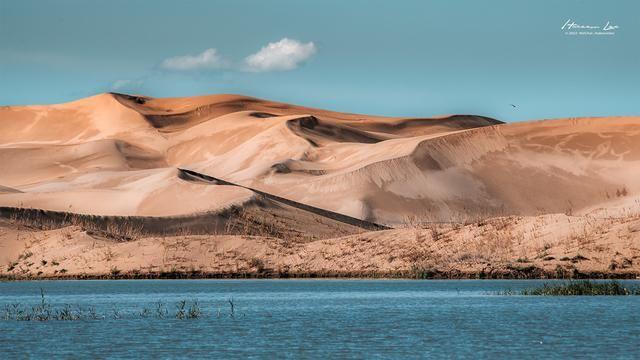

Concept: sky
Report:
left=1, top=0, right=638, bottom=121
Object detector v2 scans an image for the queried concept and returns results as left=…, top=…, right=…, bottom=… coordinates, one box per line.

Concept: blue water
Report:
left=0, top=280, right=639, bottom=359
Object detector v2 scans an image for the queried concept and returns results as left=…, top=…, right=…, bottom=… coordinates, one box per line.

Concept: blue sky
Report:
left=1, top=0, right=638, bottom=121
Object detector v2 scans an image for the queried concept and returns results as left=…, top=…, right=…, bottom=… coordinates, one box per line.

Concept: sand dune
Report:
left=0, top=92, right=511, bottom=220
left=264, top=116, right=640, bottom=223
left=1, top=93, right=639, bottom=223
left=1, top=92, right=639, bottom=278
left=2, top=213, right=639, bottom=279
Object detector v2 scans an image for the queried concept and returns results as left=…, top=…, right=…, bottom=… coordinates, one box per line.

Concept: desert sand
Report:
left=1, top=93, right=639, bottom=279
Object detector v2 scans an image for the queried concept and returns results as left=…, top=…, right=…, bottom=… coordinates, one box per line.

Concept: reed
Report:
left=1, top=289, right=216, bottom=321
left=510, top=281, right=640, bottom=296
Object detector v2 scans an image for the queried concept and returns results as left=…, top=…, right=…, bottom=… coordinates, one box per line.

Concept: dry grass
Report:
left=2, top=202, right=640, bottom=279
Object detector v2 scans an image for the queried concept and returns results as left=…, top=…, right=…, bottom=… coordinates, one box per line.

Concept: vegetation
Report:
left=0, top=289, right=243, bottom=321
left=505, top=281, right=640, bottom=296
left=110, top=266, right=121, bottom=276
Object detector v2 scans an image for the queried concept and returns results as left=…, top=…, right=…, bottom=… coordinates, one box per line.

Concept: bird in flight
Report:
left=510, top=104, right=517, bottom=108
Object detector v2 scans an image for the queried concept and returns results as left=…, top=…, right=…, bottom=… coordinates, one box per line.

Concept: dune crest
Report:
left=1, top=93, right=639, bottom=225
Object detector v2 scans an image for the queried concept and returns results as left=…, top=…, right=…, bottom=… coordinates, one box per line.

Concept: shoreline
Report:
left=3, top=269, right=639, bottom=281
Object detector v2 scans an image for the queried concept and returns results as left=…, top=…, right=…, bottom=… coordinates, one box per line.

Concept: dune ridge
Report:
left=1, top=93, right=639, bottom=279
left=0, top=92, right=511, bottom=220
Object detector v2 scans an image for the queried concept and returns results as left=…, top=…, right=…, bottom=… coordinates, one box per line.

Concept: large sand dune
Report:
left=1, top=93, right=638, bottom=278
left=2, top=93, right=637, bottom=223
left=0, top=93, right=503, bottom=219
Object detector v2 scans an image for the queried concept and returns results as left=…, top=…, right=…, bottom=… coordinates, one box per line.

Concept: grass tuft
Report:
left=1, top=289, right=214, bottom=321
left=515, top=281, right=640, bottom=296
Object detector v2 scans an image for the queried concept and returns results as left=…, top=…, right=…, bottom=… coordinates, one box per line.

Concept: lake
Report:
left=1, top=280, right=639, bottom=358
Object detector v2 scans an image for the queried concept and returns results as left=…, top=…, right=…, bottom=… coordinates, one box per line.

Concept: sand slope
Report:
left=1, top=92, right=639, bottom=278
left=0, top=93, right=505, bottom=220
left=2, top=213, right=639, bottom=279
left=1, top=93, right=639, bottom=225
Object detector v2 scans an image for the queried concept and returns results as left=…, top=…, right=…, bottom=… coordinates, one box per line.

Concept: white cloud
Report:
left=244, top=38, right=316, bottom=72
left=160, top=48, right=227, bottom=71
left=111, top=79, right=143, bottom=90
left=158, top=39, right=316, bottom=73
